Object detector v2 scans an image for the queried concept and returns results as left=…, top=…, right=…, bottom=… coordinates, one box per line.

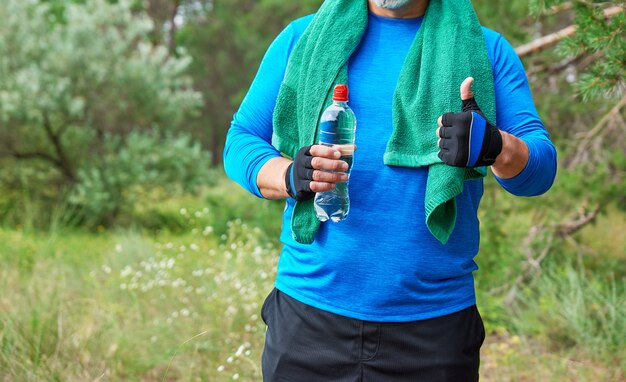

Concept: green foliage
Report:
left=495, top=1, right=626, bottom=323
left=561, top=3, right=625, bottom=100
left=175, top=0, right=324, bottom=164
left=69, top=132, right=214, bottom=227
left=529, top=0, right=626, bottom=100
left=0, top=0, right=207, bottom=229
left=133, top=175, right=284, bottom=236
left=473, top=0, right=531, bottom=44
left=201, top=179, right=284, bottom=239
left=38, top=0, right=89, bottom=24
left=528, top=0, right=565, bottom=15
left=0, top=0, right=200, bottom=143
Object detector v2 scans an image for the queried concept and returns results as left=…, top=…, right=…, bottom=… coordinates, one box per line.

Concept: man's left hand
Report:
left=436, top=77, right=503, bottom=167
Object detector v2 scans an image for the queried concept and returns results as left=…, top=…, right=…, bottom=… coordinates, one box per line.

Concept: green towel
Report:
left=272, top=0, right=496, bottom=245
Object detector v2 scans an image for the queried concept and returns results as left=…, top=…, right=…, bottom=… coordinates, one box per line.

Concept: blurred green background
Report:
left=0, top=0, right=624, bottom=380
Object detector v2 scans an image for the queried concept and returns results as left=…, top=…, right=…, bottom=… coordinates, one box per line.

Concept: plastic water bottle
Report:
left=314, top=84, right=356, bottom=222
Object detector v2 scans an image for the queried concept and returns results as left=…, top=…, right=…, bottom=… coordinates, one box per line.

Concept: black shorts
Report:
left=261, top=288, right=485, bottom=382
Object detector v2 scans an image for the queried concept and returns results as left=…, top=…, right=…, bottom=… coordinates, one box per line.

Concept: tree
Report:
left=175, top=0, right=324, bottom=165
left=480, top=1, right=626, bottom=306
left=0, top=0, right=209, bottom=226
left=525, top=1, right=625, bottom=99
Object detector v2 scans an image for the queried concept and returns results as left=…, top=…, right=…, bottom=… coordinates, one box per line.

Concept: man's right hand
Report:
left=285, top=145, right=349, bottom=201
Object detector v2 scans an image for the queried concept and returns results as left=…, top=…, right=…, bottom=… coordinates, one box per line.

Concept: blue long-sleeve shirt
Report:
left=224, top=13, right=556, bottom=322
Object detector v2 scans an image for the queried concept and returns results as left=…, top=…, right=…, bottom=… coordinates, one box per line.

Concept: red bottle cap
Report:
left=332, top=84, right=349, bottom=102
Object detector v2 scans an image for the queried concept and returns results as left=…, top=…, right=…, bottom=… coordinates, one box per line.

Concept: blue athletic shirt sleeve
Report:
left=486, top=29, right=557, bottom=196
left=223, top=21, right=302, bottom=197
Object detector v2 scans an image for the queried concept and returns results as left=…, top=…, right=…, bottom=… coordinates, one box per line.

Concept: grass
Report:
left=0, top=179, right=624, bottom=381
left=0, top=179, right=285, bottom=381
left=0, top=221, right=277, bottom=381
left=482, top=333, right=624, bottom=382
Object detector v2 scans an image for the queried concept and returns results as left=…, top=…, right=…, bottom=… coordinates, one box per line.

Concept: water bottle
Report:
left=314, top=84, right=356, bottom=223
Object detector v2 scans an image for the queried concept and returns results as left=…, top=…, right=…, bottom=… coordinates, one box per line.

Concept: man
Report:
left=224, top=0, right=556, bottom=380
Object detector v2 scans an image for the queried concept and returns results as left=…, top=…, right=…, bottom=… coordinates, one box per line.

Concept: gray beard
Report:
left=370, top=0, right=413, bottom=10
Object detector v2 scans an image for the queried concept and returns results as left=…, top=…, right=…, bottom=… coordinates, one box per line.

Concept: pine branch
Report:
left=494, top=202, right=600, bottom=304
left=500, top=225, right=556, bottom=306
left=516, top=6, right=624, bottom=58
left=525, top=50, right=603, bottom=77
left=567, top=95, right=626, bottom=169
left=555, top=204, right=602, bottom=236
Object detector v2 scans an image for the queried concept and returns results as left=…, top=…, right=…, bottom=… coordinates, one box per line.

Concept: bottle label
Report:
left=319, top=121, right=338, bottom=145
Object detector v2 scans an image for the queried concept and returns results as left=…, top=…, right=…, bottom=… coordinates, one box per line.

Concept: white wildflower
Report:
left=192, top=269, right=204, bottom=277
left=235, top=345, right=245, bottom=357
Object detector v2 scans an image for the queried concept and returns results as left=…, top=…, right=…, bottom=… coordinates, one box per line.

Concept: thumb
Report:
left=460, top=77, right=481, bottom=113
left=460, top=77, right=474, bottom=101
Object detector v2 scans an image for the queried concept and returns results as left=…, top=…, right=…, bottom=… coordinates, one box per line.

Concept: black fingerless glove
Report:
left=438, top=98, right=503, bottom=167
left=285, top=145, right=315, bottom=201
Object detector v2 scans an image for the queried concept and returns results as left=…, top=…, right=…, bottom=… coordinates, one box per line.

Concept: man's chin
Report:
left=371, top=0, right=413, bottom=10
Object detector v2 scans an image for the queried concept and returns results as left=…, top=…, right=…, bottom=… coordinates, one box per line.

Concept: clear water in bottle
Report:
left=314, top=84, right=356, bottom=223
